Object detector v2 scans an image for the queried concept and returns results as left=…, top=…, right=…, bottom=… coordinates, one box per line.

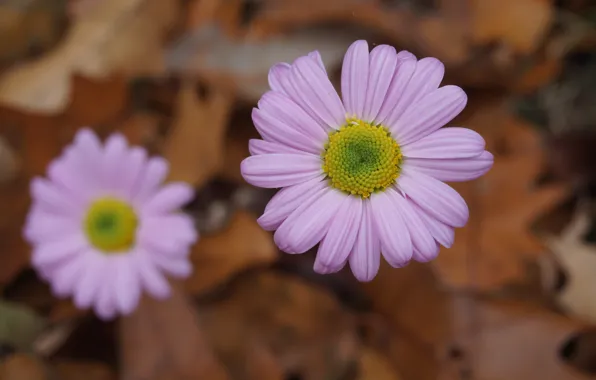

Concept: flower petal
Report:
left=349, top=202, right=381, bottom=282
left=274, top=188, right=346, bottom=254
left=370, top=191, right=412, bottom=267
left=248, top=139, right=304, bottom=156
left=141, top=182, right=194, bottom=215
left=102, top=133, right=129, bottom=192
left=389, top=189, right=437, bottom=259
left=252, top=108, right=322, bottom=154
left=392, top=85, right=467, bottom=145
left=30, top=178, right=81, bottom=216
left=47, top=157, right=90, bottom=203
left=31, top=233, right=87, bottom=267
left=48, top=255, right=86, bottom=298
left=398, top=167, right=469, bottom=228
left=362, top=45, right=397, bottom=122
left=406, top=150, right=494, bottom=182
left=268, top=63, right=291, bottom=93
left=133, top=157, right=169, bottom=205
left=24, top=207, right=79, bottom=244
left=410, top=202, right=455, bottom=248
left=289, top=55, right=346, bottom=129
left=258, top=91, right=327, bottom=142
left=375, top=52, right=417, bottom=126
left=409, top=58, right=445, bottom=104
left=95, top=274, right=117, bottom=320
left=134, top=249, right=171, bottom=300
left=241, top=153, right=322, bottom=188
left=137, top=217, right=192, bottom=256
left=308, top=51, right=327, bottom=73
left=314, top=196, right=363, bottom=274
left=413, top=243, right=440, bottom=263
left=402, top=127, right=485, bottom=159
left=341, top=40, right=369, bottom=118
left=120, top=147, right=148, bottom=201
left=73, top=251, right=106, bottom=309
left=113, top=255, right=141, bottom=315
left=258, top=175, right=327, bottom=231
left=151, top=252, right=193, bottom=278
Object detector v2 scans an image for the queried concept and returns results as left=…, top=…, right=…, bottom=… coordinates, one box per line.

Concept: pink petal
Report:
left=406, top=150, right=494, bottom=182
left=349, top=202, right=381, bottom=282
left=398, top=167, right=469, bottom=228
left=241, top=153, right=322, bottom=188
left=112, top=255, right=141, bottom=315
left=252, top=108, right=322, bottom=154
left=402, top=127, right=485, bottom=159
left=274, top=188, right=346, bottom=254
left=288, top=55, right=346, bottom=129
left=268, top=63, right=291, bottom=93
left=94, top=274, right=117, bottom=320
left=119, top=147, right=148, bottom=201
left=133, top=157, right=169, bottom=205
left=410, top=202, right=455, bottom=248
left=370, top=191, right=412, bottom=267
left=141, top=183, right=194, bottom=215
left=413, top=243, right=440, bottom=263
left=31, top=233, right=87, bottom=267
left=30, top=178, right=81, bottom=217
left=392, top=85, right=467, bottom=145
left=69, top=128, right=103, bottom=180
left=308, top=51, right=327, bottom=73
left=388, top=189, right=437, bottom=258
left=137, top=218, right=190, bottom=256
left=134, top=249, right=171, bottom=300
left=248, top=139, right=304, bottom=156
left=150, top=252, right=193, bottom=278
left=47, top=255, right=86, bottom=298
left=47, top=157, right=90, bottom=204
left=409, top=58, right=445, bottom=104
left=73, top=251, right=106, bottom=309
left=24, top=207, right=79, bottom=244
left=258, top=91, right=327, bottom=143
left=341, top=40, right=369, bottom=118
left=258, top=175, right=327, bottom=231
left=314, top=196, right=363, bottom=274
left=362, top=45, right=397, bottom=122
left=101, top=133, right=129, bottom=192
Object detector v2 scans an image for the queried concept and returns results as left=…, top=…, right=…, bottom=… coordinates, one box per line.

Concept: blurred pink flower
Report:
left=241, top=40, right=493, bottom=282
left=24, top=129, right=197, bottom=320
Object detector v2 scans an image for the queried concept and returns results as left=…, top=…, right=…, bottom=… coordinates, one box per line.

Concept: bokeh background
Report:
left=1, top=0, right=596, bottom=379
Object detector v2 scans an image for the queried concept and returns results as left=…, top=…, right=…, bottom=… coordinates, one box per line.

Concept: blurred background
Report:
left=0, top=0, right=596, bottom=379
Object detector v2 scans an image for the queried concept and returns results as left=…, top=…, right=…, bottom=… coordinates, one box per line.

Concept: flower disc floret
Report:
left=84, top=197, right=138, bottom=253
left=322, top=119, right=402, bottom=198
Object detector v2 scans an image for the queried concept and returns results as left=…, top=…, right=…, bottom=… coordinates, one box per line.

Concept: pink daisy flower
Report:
left=24, top=129, right=197, bottom=319
left=241, top=40, right=493, bottom=282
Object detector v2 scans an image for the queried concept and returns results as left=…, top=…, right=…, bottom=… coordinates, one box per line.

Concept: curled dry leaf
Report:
left=432, top=97, right=570, bottom=290
left=119, top=283, right=230, bottom=380
left=185, top=211, right=277, bottom=295
left=165, top=26, right=355, bottom=101
left=163, top=83, right=232, bottom=187
left=542, top=202, right=596, bottom=323
left=0, top=0, right=178, bottom=113
left=198, top=271, right=360, bottom=380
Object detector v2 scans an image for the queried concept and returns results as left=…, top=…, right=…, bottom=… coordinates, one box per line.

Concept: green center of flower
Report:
left=322, top=119, right=403, bottom=198
left=84, top=197, right=138, bottom=253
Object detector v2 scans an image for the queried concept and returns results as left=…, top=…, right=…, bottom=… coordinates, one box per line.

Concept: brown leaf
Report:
left=54, top=360, right=116, bottom=380
left=470, top=0, right=554, bottom=54
left=432, top=97, right=570, bottom=290
left=0, top=0, right=178, bottom=113
left=356, top=348, right=402, bottom=380
left=198, top=271, right=360, bottom=380
left=119, top=283, right=230, bottom=380
left=185, top=211, right=277, bottom=295
left=163, top=83, right=232, bottom=187
left=0, top=354, right=48, bottom=380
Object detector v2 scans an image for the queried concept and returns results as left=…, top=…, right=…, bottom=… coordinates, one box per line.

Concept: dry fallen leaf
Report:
left=432, top=97, right=570, bottom=290
left=0, top=0, right=178, bottom=113
left=0, top=136, right=19, bottom=184
left=198, top=271, right=360, bottom=380
left=185, top=211, right=277, bottom=295
left=119, top=283, right=230, bottom=380
left=470, top=0, right=554, bottom=54
left=542, top=202, right=596, bottom=323
left=54, top=360, right=115, bottom=380
left=0, top=354, right=48, bottom=380
left=356, top=347, right=402, bottom=380
left=163, top=83, right=232, bottom=187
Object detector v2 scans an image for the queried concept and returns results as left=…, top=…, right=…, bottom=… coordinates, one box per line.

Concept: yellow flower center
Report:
left=322, top=119, right=403, bottom=199
left=84, top=197, right=138, bottom=253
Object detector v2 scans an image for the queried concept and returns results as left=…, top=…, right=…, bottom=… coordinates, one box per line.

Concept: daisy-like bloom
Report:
left=241, top=40, right=493, bottom=282
left=24, top=129, right=197, bottom=319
